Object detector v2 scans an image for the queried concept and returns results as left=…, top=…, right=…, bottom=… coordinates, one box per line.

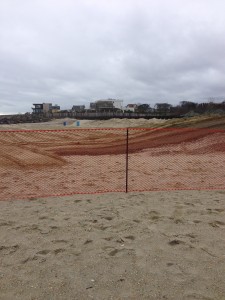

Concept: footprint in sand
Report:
left=0, top=220, right=15, bottom=227
left=0, top=245, right=19, bottom=255
left=50, top=225, right=59, bottom=230
left=36, top=249, right=51, bottom=255
left=109, top=249, right=124, bottom=256
left=37, top=248, right=65, bottom=255
left=39, top=215, right=48, bottom=220
left=184, top=202, right=195, bottom=207
left=83, top=239, right=93, bottom=245
left=93, top=223, right=109, bottom=231
left=168, top=239, right=185, bottom=246
left=148, top=210, right=161, bottom=221
left=125, top=235, right=135, bottom=241
left=21, top=256, right=45, bottom=264
left=133, top=219, right=141, bottom=223
left=206, top=208, right=225, bottom=214
left=102, top=216, right=114, bottom=221
left=209, top=220, right=225, bottom=228
left=54, top=248, right=65, bottom=254
left=108, top=247, right=134, bottom=257
left=169, top=206, right=185, bottom=224
left=22, top=224, right=41, bottom=233
left=22, top=248, right=65, bottom=264
left=214, top=208, right=225, bottom=213
left=103, top=236, right=114, bottom=241
left=52, top=239, right=69, bottom=244
left=193, top=220, right=201, bottom=224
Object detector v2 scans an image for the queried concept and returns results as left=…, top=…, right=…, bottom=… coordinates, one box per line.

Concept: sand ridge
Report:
left=1, top=119, right=225, bottom=200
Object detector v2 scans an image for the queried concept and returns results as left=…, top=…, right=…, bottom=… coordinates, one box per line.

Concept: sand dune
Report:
left=0, top=127, right=225, bottom=200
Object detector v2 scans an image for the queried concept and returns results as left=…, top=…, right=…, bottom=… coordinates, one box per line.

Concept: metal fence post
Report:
left=126, top=128, right=129, bottom=193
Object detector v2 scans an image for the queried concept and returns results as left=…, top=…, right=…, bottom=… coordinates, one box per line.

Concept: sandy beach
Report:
left=1, top=116, right=225, bottom=299
left=0, top=190, right=225, bottom=299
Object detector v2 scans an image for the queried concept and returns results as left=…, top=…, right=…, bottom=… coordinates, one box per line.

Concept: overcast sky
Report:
left=1, top=0, right=225, bottom=114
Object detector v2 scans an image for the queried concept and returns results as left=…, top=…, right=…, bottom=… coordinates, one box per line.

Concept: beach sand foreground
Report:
left=0, top=190, right=225, bottom=299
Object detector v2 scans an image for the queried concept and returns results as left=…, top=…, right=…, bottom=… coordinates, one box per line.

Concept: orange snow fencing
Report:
left=0, top=127, right=225, bottom=201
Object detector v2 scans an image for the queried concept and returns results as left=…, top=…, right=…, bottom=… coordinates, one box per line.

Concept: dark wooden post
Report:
left=126, top=128, right=129, bottom=193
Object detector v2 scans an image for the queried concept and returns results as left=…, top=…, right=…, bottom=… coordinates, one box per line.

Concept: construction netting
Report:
left=0, top=128, right=225, bottom=200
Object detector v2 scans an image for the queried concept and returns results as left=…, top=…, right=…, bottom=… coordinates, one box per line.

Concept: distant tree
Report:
left=136, top=104, right=151, bottom=113
left=180, top=101, right=197, bottom=108
left=196, top=100, right=225, bottom=114
left=179, top=101, right=197, bottom=114
left=154, top=103, right=172, bottom=115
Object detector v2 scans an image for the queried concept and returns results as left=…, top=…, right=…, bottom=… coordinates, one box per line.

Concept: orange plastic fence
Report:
left=0, top=127, right=225, bottom=200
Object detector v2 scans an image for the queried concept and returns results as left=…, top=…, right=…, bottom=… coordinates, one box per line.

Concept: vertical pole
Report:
left=126, top=128, right=129, bottom=193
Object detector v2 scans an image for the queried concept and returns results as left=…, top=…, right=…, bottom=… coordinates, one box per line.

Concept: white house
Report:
left=111, top=100, right=123, bottom=110
left=123, top=104, right=137, bottom=112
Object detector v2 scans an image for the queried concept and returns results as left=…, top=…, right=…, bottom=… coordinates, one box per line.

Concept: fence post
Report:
left=126, top=128, right=129, bottom=193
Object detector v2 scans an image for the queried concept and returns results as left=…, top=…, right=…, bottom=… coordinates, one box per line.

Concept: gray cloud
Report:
left=1, top=0, right=225, bottom=113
